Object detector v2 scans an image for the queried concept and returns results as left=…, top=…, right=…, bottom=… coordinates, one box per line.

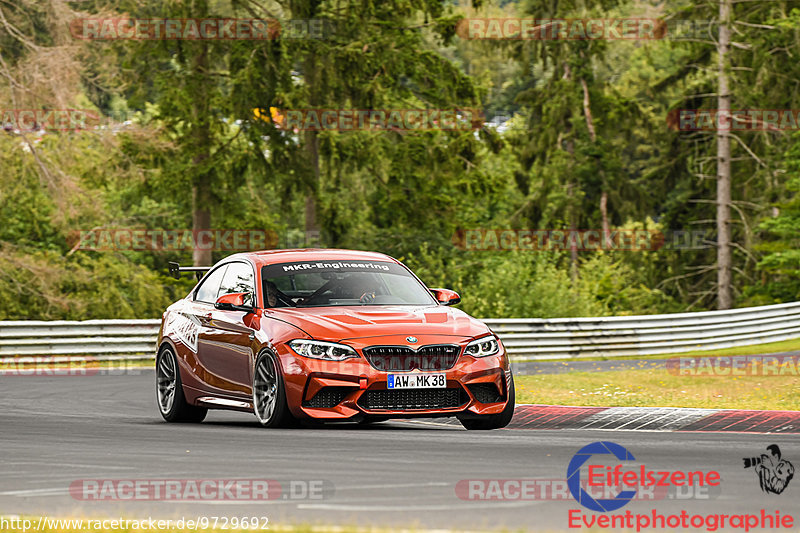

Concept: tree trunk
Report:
left=580, top=76, right=609, bottom=248
left=192, top=174, right=212, bottom=266
left=567, top=179, right=579, bottom=281
left=580, top=78, right=597, bottom=142
left=304, top=129, right=320, bottom=238
left=716, top=0, right=733, bottom=309
left=303, top=53, right=321, bottom=243
left=563, top=65, right=578, bottom=280
left=600, top=191, right=610, bottom=247
left=192, top=41, right=212, bottom=267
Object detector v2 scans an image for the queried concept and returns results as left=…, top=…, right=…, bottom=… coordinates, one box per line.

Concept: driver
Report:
left=264, top=280, right=291, bottom=308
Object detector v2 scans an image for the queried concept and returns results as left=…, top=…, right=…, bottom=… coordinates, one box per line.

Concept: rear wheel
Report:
left=459, top=374, right=515, bottom=430
left=156, top=346, right=207, bottom=423
left=253, top=351, right=295, bottom=428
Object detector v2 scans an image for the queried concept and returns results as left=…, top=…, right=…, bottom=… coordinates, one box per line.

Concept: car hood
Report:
left=266, top=305, right=491, bottom=341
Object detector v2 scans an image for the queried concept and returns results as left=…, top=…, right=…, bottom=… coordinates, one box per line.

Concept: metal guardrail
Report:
left=1, top=301, right=799, bottom=362
left=484, top=301, right=800, bottom=360
left=0, top=319, right=160, bottom=358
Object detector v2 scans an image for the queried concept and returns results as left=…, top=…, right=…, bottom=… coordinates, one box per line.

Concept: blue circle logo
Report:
left=567, top=441, right=637, bottom=512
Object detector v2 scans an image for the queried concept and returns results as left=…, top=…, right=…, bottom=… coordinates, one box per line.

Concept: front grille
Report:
left=303, top=387, right=352, bottom=408
left=358, top=388, right=468, bottom=411
left=363, top=344, right=460, bottom=371
left=468, top=383, right=503, bottom=404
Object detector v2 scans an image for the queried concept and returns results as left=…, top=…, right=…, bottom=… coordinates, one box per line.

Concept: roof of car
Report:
left=231, top=248, right=399, bottom=267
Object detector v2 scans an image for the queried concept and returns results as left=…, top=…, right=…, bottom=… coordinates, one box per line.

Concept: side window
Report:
left=195, top=265, right=228, bottom=304
left=218, top=262, right=255, bottom=307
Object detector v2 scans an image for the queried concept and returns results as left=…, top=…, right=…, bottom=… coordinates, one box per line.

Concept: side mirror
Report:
left=430, top=288, right=461, bottom=306
left=215, top=292, right=255, bottom=313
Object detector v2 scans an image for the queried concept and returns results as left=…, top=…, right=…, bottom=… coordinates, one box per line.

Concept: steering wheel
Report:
left=359, top=291, right=376, bottom=304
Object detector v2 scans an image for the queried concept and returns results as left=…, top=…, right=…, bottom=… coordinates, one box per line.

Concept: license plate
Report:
left=387, top=373, right=446, bottom=389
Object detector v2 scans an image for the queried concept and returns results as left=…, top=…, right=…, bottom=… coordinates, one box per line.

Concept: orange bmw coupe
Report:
left=156, top=249, right=514, bottom=430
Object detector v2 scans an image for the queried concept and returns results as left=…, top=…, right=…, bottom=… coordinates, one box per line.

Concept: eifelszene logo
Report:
left=567, top=441, right=637, bottom=512
left=566, top=441, right=721, bottom=512
left=565, top=441, right=798, bottom=530
left=743, top=445, right=795, bottom=495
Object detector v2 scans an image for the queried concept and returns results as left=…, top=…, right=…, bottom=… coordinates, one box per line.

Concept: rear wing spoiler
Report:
left=168, top=262, right=211, bottom=281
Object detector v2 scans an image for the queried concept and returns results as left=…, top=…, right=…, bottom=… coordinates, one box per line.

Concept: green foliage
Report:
left=2, top=0, right=800, bottom=320
left=0, top=246, right=186, bottom=320
left=402, top=248, right=674, bottom=319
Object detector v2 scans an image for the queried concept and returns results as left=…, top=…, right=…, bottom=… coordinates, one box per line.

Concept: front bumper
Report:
left=276, top=336, right=512, bottom=420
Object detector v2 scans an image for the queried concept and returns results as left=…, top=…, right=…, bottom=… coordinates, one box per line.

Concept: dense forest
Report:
left=2, top=0, right=800, bottom=320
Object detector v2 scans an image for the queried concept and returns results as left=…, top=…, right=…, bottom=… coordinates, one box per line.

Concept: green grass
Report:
left=662, top=337, right=800, bottom=358
left=515, top=367, right=800, bottom=410
left=514, top=337, right=800, bottom=363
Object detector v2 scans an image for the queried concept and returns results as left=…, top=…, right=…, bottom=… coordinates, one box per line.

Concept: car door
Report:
left=195, top=261, right=257, bottom=397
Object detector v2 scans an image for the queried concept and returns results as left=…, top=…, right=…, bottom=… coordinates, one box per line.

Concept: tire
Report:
left=459, top=373, right=515, bottom=430
left=252, top=351, right=295, bottom=428
left=156, top=346, right=207, bottom=423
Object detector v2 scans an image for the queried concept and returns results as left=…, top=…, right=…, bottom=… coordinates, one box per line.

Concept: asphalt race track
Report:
left=2, top=370, right=798, bottom=531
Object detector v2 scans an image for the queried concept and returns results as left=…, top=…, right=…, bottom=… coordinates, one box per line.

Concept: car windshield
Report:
left=261, top=260, right=437, bottom=308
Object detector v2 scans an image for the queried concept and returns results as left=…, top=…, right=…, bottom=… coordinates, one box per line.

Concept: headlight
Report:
left=288, top=339, right=359, bottom=361
left=464, top=335, right=500, bottom=357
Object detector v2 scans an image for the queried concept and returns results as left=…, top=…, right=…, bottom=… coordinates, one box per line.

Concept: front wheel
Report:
left=156, top=346, right=207, bottom=423
left=252, top=351, right=295, bottom=428
left=459, top=374, right=515, bottom=430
